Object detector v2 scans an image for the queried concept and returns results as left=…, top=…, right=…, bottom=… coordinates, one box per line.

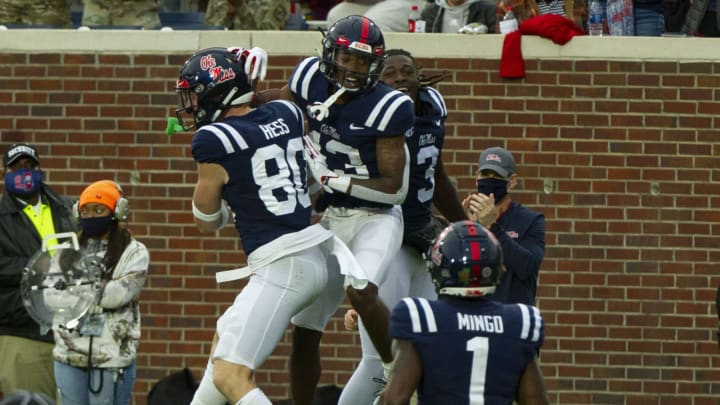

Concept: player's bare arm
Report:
left=347, top=135, right=409, bottom=203
left=192, top=162, right=230, bottom=233
left=517, top=357, right=551, bottom=405
left=377, top=339, right=422, bottom=405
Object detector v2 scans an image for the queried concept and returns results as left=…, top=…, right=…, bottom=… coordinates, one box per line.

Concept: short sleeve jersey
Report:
left=288, top=56, right=415, bottom=209
left=190, top=100, right=310, bottom=255
left=390, top=297, right=544, bottom=404
left=402, top=86, right=448, bottom=233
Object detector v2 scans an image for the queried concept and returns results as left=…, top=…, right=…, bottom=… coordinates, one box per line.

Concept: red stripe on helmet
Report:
left=470, top=240, right=481, bottom=261
left=360, top=17, right=370, bottom=43
left=466, top=221, right=478, bottom=236
left=470, top=240, right=482, bottom=286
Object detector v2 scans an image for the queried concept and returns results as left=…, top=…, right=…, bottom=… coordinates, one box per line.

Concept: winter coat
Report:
left=0, top=185, right=76, bottom=342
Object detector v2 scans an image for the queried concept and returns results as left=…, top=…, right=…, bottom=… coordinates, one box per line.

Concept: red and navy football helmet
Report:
left=320, top=15, right=386, bottom=93
left=175, top=47, right=253, bottom=130
left=428, top=221, right=504, bottom=297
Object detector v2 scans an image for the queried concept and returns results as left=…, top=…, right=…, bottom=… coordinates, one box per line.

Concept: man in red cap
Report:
left=0, top=143, right=77, bottom=399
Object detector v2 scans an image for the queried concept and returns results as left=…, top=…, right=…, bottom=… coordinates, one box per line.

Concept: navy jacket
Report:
left=492, top=200, right=545, bottom=305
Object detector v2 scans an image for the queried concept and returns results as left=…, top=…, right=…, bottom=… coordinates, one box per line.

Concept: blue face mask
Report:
left=476, top=178, right=508, bottom=203
left=80, top=216, right=114, bottom=238
left=4, top=169, right=43, bottom=198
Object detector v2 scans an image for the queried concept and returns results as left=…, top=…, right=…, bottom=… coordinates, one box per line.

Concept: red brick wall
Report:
left=2, top=50, right=719, bottom=404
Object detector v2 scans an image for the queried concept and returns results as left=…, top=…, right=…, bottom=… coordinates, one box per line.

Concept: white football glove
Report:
left=227, top=46, right=267, bottom=81
left=303, top=135, right=349, bottom=194
left=307, top=86, right=347, bottom=121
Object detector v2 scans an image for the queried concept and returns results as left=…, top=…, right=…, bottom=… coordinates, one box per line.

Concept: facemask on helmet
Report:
left=175, top=47, right=254, bottom=130
left=319, top=15, right=386, bottom=93
left=428, top=220, right=504, bottom=297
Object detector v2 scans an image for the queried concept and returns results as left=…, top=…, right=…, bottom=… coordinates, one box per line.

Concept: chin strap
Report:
left=439, top=286, right=496, bottom=297
left=307, top=86, right=347, bottom=121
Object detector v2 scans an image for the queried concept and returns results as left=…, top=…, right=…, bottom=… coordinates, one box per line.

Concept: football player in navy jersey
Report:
left=255, top=15, right=416, bottom=405
left=378, top=221, right=550, bottom=405
left=339, top=49, right=468, bottom=404
left=176, top=47, right=338, bottom=405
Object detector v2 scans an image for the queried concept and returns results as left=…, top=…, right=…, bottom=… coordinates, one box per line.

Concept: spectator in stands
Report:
left=493, top=0, right=584, bottom=34
left=81, top=0, right=161, bottom=28
left=205, top=0, right=289, bottom=29
left=495, top=0, right=538, bottom=31
left=535, top=0, right=583, bottom=28
left=633, top=0, right=664, bottom=35
left=682, top=0, right=719, bottom=36
left=0, top=0, right=70, bottom=27
left=663, top=0, right=689, bottom=33
left=327, top=0, right=382, bottom=26
left=327, top=0, right=428, bottom=32
left=421, top=0, right=497, bottom=33
left=306, top=0, right=343, bottom=20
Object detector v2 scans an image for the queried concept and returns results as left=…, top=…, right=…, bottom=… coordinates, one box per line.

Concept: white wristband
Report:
left=326, top=176, right=351, bottom=193
left=192, top=201, right=222, bottom=223
left=220, top=204, right=230, bottom=227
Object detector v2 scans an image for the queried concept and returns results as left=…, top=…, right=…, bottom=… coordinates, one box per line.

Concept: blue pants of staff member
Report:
left=54, top=360, right=136, bottom=405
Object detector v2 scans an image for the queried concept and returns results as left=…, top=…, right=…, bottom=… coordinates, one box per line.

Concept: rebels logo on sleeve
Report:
left=289, top=56, right=414, bottom=209
left=390, top=297, right=544, bottom=405
left=402, top=86, right=448, bottom=233
left=191, top=100, right=310, bottom=255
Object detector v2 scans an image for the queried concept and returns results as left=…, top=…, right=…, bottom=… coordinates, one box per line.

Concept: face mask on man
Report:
left=476, top=177, right=508, bottom=203
left=4, top=169, right=43, bottom=198
left=80, top=216, right=114, bottom=238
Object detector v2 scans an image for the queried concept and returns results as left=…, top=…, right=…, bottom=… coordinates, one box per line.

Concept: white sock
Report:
left=190, top=360, right=227, bottom=405
left=234, top=387, right=272, bottom=405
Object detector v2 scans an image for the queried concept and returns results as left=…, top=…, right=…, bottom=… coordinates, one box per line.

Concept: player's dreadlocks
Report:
left=384, top=49, right=451, bottom=88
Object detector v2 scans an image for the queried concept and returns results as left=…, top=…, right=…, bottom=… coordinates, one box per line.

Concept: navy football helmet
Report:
left=175, top=47, right=254, bottom=130
left=428, top=221, right=503, bottom=297
left=320, top=15, right=386, bottom=93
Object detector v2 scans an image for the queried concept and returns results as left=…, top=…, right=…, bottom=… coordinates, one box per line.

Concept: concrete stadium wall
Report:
left=1, top=30, right=719, bottom=404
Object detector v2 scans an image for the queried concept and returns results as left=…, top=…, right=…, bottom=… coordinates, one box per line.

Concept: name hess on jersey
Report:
left=259, top=118, right=290, bottom=140
left=418, top=133, right=436, bottom=146
left=457, top=313, right=504, bottom=333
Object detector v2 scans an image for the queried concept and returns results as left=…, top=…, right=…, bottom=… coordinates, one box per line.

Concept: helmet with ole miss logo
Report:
left=175, top=47, right=253, bottom=130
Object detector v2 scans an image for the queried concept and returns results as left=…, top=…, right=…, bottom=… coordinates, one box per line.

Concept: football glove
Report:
left=303, top=135, right=349, bottom=194
left=227, top=46, right=267, bottom=81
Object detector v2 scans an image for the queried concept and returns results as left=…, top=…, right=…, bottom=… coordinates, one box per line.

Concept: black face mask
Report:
left=476, top=178, right=509, bottom=203
left=80, top=216, right=114, bottom=237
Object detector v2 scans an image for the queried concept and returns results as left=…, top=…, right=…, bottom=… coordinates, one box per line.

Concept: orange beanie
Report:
left=79, top=180, right=121, bottom=211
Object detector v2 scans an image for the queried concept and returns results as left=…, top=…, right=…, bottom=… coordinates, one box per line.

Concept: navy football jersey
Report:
left=190, top=100, right=310, bottom=255
left=402, top=86, right=447, bottom=233
left=288, top=56, right=415, bottom=209
left=390, top=297, right=544, bottom=405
